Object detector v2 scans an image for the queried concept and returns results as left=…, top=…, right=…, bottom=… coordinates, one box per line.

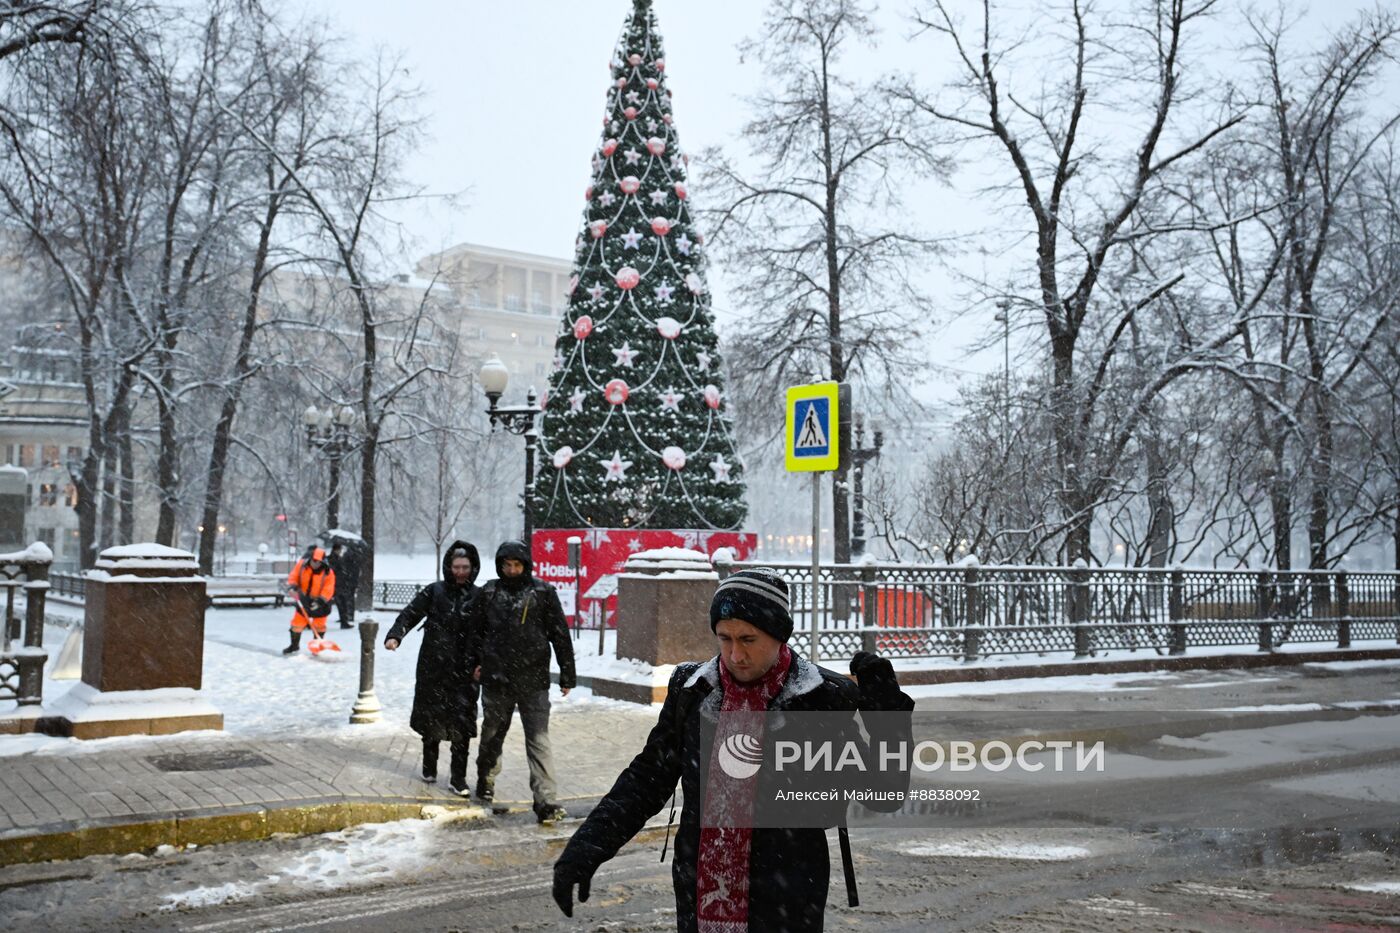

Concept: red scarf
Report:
left=696, top=644, right=793, bottom=933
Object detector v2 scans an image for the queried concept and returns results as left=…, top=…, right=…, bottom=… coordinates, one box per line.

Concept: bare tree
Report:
left=900, top=0, right=1250, bottom=563
left=703, top=0, right=946, bottom=565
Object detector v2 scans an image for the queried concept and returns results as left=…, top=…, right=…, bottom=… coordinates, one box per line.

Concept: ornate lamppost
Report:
left=850, top=414, right=884, bottom=558
left=303, top=404, right=359, bottom=530
left=478, top=355, right=541, bottom=544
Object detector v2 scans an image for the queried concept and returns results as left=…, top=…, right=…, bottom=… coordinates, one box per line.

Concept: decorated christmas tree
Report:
left=533, top=0, right=747, bottom=532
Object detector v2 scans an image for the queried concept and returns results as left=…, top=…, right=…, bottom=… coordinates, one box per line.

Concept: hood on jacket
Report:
left=494, top=539, right=533, bottom=587
left=442, top=540, right=481, bottom=586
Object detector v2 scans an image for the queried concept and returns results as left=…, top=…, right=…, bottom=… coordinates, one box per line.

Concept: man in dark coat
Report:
left=327, top=542, right=360, bottom=630
left=552, top=567, right=914, bottom=932
left=385, top=541, right=481, bottom=795
left=467, top=539, right=576, bottom=823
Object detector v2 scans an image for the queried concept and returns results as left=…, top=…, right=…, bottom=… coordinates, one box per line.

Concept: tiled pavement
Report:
left=0, top=707, right=659, bottom=862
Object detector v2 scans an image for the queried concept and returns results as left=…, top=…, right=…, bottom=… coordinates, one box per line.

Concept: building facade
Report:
left=418, top=242, right=572, bottom=395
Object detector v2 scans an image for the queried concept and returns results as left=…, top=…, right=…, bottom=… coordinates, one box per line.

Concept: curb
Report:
left=0, top=797, right=477, bottom=867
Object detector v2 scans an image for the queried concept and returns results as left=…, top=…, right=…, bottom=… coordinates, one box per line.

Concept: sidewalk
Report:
left=0, top=706, right=658, bottom=866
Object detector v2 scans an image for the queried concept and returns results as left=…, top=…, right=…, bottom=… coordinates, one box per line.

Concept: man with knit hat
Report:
left=552, top=567, right=914, bottom=932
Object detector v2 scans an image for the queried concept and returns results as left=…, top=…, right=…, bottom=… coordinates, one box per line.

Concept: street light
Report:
left=304, top=403, right=360, bottom=529
left=850, top=414, right=884, bottom=558
left=478, top=354, right=542, bottom=545
left=993, top=298, right=1011, bottom=439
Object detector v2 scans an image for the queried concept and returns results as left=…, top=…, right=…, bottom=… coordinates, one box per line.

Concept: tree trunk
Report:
left=1145, top=433, right=1172, bottom=568
left=118, top=406, right=134, bottom=544
left=1050, top=331, right=1093, bottom=564
left=76, top=448, right=101, bottom=569
left=357, top=427, right=377, bottom=611
left=154, top=357, right=179, bottom=546
left=99, top=440, right=116, bottom=551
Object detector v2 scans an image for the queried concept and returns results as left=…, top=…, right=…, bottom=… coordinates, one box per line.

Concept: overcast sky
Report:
left=288, top=0, right=1394, bottom=406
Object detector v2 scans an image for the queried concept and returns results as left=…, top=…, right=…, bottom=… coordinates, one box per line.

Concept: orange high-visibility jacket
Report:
left=288, top=547, right=336, bottom=609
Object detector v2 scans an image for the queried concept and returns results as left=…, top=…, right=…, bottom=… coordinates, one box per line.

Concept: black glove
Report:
left=850, top=651, right=913, bottom=711
left=552, top=847, right=600, bottom=917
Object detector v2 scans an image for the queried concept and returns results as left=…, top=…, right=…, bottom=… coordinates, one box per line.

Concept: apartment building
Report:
left=417, top=242, right=572, bottom=395
left=0, top=333, right=88, bottom=567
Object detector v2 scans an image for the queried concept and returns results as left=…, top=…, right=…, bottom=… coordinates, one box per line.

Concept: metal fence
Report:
left=2, top=550, right=52, bottom=707
left=715, top=559, right=1400, bottom=662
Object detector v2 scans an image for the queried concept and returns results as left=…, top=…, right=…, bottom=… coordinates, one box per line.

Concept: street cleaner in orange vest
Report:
left=283, top=546, right=338, bottom=655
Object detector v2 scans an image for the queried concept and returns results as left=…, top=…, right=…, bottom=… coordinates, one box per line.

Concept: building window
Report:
left=531, top=270, right=554, bottom=314
left=67, top=446, right=82, bottom=465
left=65, top=483, right=78, bottom=507
left=38, top=483, right=57, bottom=506
left=502, top=265, right=527, bottom=312
left=43, top=445, right=60, bottom=467
left=466, top=260, right=498, bottom=308
left=18, top=445, right=34, bottom=469
left=2, top=444, right=12, bottom=466
left=36, top=527, right=55, bottom=549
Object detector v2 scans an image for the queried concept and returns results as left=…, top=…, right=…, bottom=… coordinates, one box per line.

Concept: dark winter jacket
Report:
left=558, top=654, right=913, bottom=933
left=385, top=541, right=481, bottom=742
left=467, top=540, right=576, bottom=694
left=328, top=547, right=361, bottom=598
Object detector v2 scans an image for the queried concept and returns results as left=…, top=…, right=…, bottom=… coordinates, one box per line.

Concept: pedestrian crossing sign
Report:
left=785, top=382, right=841, bottom=472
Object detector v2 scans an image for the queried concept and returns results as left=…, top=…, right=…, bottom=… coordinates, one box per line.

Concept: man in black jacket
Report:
left=384, top=541, right=481, bottom=795
left=327, top=542, right=360, bottom=630
left=468, top=539, right=576, bottom=823
left=552, top=567, right=914, bottom=932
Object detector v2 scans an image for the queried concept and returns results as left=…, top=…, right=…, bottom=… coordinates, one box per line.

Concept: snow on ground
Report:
left=160, top=807, right=483, bottom=912
left=1269, top=763, right=1400, bottom=803
left=902, top=841, right=1093, bottom=861
left=890, top=829, right=1140, bottom=862
left=1, top=602, right=643, bottom=755
left=1345, top=881, right=1400, bottom=894
left=900, top=670, right=1184, bottom=699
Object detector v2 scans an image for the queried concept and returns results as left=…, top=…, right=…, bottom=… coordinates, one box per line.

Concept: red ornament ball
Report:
left=628, top=53, right=642, bottom=66
left=646, top=77, right=659, bottom=90
left=604, top=379, right=630, bottom=405
left=674, top=182, right=688, bottom=200
left=588, top=219, right=608, bottom=239
left=584, top=185, right=593, bottom=201
left=553, top=446, right=574, bottom=469
left=646, top=137, right=666, bottom=156
left=615, top=266, right=641, bottom=290
left=623, top=106, right=638, bottom=121
left=601, top=138, right=618, bottom=156
left=619, top=175, right=641, bottom=195
left=704, top=384, right=721, bottom=410
left=573, top=315, right=594, bottom=340
left=650, top=217, right=672, bottom=236
left=616, top=77, right=627, bottom=89
left=662, top=446, right=687, bottom=470
left=655, top=58, right=666, bottom=72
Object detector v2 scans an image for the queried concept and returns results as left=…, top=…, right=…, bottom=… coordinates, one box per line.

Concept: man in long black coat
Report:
left=552, top=567, right=914, bottom=932
left=385, top=540, right=481, bottom=795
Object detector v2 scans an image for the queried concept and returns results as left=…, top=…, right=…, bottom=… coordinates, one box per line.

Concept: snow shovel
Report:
left=295, top=594, right=341, bottom=654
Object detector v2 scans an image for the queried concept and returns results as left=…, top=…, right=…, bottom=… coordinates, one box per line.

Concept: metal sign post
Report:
left=785, top=382, right=846, bottom=662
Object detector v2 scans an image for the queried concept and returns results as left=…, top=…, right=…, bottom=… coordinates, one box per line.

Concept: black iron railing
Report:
left=1, top=546, right=52, bottom=707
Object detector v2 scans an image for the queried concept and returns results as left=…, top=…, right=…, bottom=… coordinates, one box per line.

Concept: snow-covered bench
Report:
left=204, top=576, right=288, bottom=609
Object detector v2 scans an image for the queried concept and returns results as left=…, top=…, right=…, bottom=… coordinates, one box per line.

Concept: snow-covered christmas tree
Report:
left=533, top=0, right=746, bottom=532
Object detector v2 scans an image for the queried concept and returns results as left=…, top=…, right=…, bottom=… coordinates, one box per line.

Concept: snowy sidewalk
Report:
left=0, top=702, right=659, bottom=865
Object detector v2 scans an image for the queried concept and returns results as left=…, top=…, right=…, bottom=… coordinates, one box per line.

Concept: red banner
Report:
left=531, top=528, right=756, bottom=627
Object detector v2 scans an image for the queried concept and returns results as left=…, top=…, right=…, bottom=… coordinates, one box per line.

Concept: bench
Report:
left=204, top=576, right=289, bottom=609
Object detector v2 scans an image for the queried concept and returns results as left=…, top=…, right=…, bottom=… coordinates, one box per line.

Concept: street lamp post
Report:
left=478, top=355, right=542, bottom=544
left=850, top=414, right=884, bottom=558
left=993, top=299, right=1011, bottom=439
left=304, top=404, right=359, bottom=530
